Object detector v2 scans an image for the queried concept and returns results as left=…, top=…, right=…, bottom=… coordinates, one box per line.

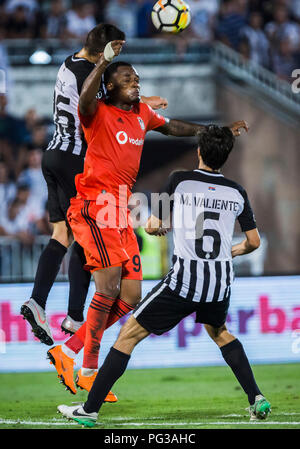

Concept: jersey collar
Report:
left=194, top=169, right=224, bottom=177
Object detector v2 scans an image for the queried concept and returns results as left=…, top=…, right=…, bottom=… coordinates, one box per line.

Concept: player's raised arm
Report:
left=154, top=120, right=249, bottom=137
left=79, top=40, right=125, bottom=116
left=141, top=96, right=169, bottom=110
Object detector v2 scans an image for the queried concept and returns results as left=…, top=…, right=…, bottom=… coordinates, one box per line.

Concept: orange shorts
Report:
left=67, top=198, right=142, bottom=280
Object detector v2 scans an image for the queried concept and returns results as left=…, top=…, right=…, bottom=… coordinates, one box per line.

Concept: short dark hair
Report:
left=84, top=24, right=125, bottom=56
left=198, top=125, right=235, bottom=170
left=103, top=61, right=133, bottom=86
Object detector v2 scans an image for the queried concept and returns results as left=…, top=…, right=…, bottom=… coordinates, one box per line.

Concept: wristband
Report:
left=104, top=42, right=116, bottom=62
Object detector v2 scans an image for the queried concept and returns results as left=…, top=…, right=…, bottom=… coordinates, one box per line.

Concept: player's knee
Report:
left=204, top=323, right=229, bottom=345
left=98, top=281, right=120, bottom=299
left=127, top=291, right=141, bottom=308
left=52, top=221, right=70, bottom=248
left=115, top=316, right=148, bottom=353
left=93, top=267, right=122, bottom=298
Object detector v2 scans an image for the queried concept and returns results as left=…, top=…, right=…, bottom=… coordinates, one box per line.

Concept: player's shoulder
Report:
left=163, top=170, right=195, bottom=192
left=63, top=54, right=95, bottom=94
left=64, top=54, right=95, bottom=74
left=170, top=169, right=248, bottom=196
left=221, top=175, right=248, bottom=197
left=138, top=101, right=160, bottom=117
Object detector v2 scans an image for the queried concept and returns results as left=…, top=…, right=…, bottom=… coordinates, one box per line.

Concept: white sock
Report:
left=81, top=367, right=97, bottom=377
left=61, top=344, right=76, bottom=359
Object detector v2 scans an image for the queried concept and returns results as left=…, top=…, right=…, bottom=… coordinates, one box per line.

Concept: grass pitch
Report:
left=0, top=363, right=299, bottom=429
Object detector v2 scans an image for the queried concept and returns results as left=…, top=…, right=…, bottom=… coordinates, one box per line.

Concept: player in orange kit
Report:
left=47, top=39, right=248, bottom=400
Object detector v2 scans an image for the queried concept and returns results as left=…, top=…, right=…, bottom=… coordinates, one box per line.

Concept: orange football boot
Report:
left=75, top=369, right=118, bottom=403
left=47, top=345, right=77, bottom=395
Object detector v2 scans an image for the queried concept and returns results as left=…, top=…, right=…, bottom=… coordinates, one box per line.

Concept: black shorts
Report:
left=42, top=149, right=84, bottom=223
left=133, top=281, right=230, bottom=335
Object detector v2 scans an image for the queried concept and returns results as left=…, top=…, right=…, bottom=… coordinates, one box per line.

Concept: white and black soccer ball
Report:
left=152, top=0, right=191, bottom=34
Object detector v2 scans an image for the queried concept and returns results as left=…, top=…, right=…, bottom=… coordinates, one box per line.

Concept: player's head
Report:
left=84, top=23, right=126, bottom=57
left=197, top=125, right=235, bottom=171
left=104, top=61, right=140, bottom=105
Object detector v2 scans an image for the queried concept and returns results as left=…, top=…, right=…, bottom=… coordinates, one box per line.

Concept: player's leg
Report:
left=61, top=241, right=91, bottom=335
left=74, top=276, right=141, bottom=398
left=60, top=227, right=142, bottom=357
left=58, top=315, right=149, bottom=426
left=20, top=151, right=72, bottom=345
left=59, top=279, right=140, bottom=357
left=204, top=322, right=271, bottom=420
left=48, top=279, right=140, bottom=398
left=57, top=282, right=195, bottom=425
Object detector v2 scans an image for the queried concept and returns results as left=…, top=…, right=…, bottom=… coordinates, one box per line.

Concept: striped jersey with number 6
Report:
left=159, top=169, right=257, bottom=303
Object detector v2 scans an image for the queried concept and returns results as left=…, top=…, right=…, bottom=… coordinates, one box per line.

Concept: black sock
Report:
left=67, top=242, right=91, bottom=322
left=31, top=238, right=67, bottom=309
left=84, top=347, right=130, bottom=414
left=220, top=339, right=262, bottom=405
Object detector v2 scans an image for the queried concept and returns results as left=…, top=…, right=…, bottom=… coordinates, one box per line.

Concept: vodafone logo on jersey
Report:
left=116, top=131, right=144, bottom=146
left=116, top=131, right=128, bottom=144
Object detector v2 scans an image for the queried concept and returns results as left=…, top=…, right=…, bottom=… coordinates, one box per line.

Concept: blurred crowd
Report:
left=184, top=0, right=300, bottom=80
left=0, top=0, right=299, bottom=77
left=0, top=93, right=51, bottom=244
left=1, top=0, right=300, bottom=245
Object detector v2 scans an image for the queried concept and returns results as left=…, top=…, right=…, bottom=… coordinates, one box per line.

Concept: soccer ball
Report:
left=151, top=0, right=191, bottom=34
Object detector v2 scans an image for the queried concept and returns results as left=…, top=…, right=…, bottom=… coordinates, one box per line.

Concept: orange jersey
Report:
left=76, top=100, right=166, bottom=206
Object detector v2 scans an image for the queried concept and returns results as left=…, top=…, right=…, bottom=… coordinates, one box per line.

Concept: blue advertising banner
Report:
left=0, top=277, right=299, bottom=372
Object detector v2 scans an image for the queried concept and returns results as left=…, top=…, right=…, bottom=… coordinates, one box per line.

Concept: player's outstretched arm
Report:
left=79, top=40, right=125, bottom=116
left=155, top=119, right=249, bottom=137
left=145, top=215, right=170, bottom=237
left=141, top=96, right=169, bottom=110
left=231, top=228, right=260, bottom=258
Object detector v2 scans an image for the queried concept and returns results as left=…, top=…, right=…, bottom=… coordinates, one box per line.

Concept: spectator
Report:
left=0, top=94, right=30, bottom=178
left=105, top=0, right=138, bottom=38
left=5, top=4, right=34, bottom=38
left=271, top=37, right=298, bottom=81
left=186, top=0, right=220, bottom=42
left=0, top=181, right=46, bottom=244
left=0, top=160, right=16, bottom=215
left=0, top=2, right=8, bottom=29
left=136, top=0, right=155, bottom=38
left=65, top=0, right=96, bottom=39
left=5, top=0, right=38, bottom=17
left=24, top=108, right=39, bottom=134
left=18, top=147, right=47, bottom=211
left=240, top=11, right=270, bottom=67
left=30, top=122, right=48, bottom=149
left=290, top=0, right=300, bottom=21
left=265, top=4, right=300, bottom=51
left=43, top=0, right=68, bottom=39
left=215, top=0, right=247, bottom=50
left=238, top=35, right=251, bottom=60
left=248, top=0, right=274, bottom=24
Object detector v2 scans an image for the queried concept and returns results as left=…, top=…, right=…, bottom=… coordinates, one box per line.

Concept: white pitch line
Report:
left=0, top=419, right=77, bottom=426
left=221, top=412, right=300, bottom=418
left=115, top=421, right=300, bottom=426
left=1, top=419, right=300, bottom=427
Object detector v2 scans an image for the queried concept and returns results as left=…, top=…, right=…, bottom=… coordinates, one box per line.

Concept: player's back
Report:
left=46, top=54, right=101, bottom=158
left=162, top=169, right=256, bottom=302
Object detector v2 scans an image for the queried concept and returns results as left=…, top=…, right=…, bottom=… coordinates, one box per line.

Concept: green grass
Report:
left=0, top=364, right=299, bottom=429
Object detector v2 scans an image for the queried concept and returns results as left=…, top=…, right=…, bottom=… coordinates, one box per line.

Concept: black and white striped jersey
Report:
left=46, top=54, right=105, bottom=158
left=156, top=169, right=257, bottom=303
